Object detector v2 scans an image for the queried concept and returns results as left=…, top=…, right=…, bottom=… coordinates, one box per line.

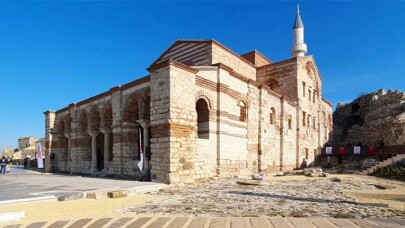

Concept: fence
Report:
left=321, top=145, right=405, bottom=157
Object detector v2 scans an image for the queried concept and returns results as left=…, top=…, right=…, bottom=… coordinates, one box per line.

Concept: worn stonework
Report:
left=333, top=89, right=405, bottom=146
left=44, top=38, right=333, bottom=185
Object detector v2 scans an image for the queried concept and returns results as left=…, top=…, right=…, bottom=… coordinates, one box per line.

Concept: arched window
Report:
left=322, top=111, right=326, bottom=125
left=239, top=101, right=247, bottom=122
left=288, top=117, right=292, bottom=130
left=307, top=114, right=310, bottom=127
left=270, top=108, right=276, bottom=125
left=196, top=99, right=210, bottom=139
left=313, top=90, right=316, bottom=103
left=328, top=114, right=332, bottom=127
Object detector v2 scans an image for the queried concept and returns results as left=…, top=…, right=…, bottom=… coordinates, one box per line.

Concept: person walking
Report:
left=0, top=156, right=6, bottom=174
left=6, top=157, right=12, bottom=173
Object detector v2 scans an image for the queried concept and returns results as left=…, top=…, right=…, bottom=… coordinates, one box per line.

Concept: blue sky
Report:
left=0, top=1, right=404, bottom=150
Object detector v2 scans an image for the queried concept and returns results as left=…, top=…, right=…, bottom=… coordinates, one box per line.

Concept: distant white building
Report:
left=18, top=136, right=37, bottom=150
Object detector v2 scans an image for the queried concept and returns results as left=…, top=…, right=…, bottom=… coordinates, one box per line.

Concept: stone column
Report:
left=100, top=128, right=111, bottom=163
left=137, top=120, right=150, bottom=169
left=87, top=130, right=99, bottom=173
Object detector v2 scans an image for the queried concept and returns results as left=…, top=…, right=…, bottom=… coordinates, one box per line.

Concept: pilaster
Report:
left=44, top=110, right=56, bottom=172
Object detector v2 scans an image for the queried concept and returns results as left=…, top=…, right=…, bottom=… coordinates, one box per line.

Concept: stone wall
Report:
left=257, top=58, right=297, bottom=98
left=194, top=67, right=218, bottom=179
left=150, top=61, right=198, bottom=184
left=211, top=42, right=256, bottom=81
left=333, top=89, right=405, bottom=146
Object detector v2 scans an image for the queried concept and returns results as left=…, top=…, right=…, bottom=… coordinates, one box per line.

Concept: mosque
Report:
left=44, top=7, right=333, bottom=184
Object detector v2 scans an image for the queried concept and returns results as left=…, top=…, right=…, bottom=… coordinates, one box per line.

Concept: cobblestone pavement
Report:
left=126, top=178, right=405, bottom=218
left=4, top=216, right=405, bottom=228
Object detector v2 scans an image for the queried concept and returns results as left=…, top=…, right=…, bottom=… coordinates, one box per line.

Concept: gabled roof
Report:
left=241, top=50, right=272, bottom=67
left=150, top=39, right=258, bottom=68
left=150, top=40, right=212, bottom=66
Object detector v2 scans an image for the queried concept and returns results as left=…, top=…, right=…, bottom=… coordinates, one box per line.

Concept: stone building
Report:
left=16, top=137, right=45, bottom=159
left=333, top=89, right=405, bottom=146
left=18, top=136, right=37, bottom=150
left=44, top=8, right=333, bottom=184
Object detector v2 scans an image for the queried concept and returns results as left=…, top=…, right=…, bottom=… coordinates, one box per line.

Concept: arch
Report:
left=307, top=114, right=311, bottom=127
left=79, top=110, right=88, bottom=133
left=322, top=111, right=326, bottom=125
left=305, top=61, right=317, bottom=78
left=196, top=90, right=215, bottom=110
left=143, top=95, right=151, bottom=120
left=239, top=100, right=247, bottom=122
left=64, top=115, right=72, bottom=134
left=196, top=98, right=210, bottom=139
left=351, top=103, right=360, bottom=114
left=103, top=102, right=113, bottom=129
left=270, top=108, right=276, bottom=125
left=312, top=117, right=316, bottom=129
left=89, top=106, right=101, bottom=131
left=328, top=114, right=332, bottom=127
left=123, top=95, right=139, bottom=122
left=345, top=115, right=363, bottom=127
left=287, top=115, right=292, bottom=130
left=58, top=118, right=65, bottom=136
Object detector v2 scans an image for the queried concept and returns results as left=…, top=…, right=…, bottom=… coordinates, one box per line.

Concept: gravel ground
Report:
left=124, top=174, right=405, bottom=218
left=2, top=174, right=405, bottom=226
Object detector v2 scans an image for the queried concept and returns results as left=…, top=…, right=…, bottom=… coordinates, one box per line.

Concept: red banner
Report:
left=339, top=147, right=347, bottom=155
left=368, top=146, right=377, bottom=155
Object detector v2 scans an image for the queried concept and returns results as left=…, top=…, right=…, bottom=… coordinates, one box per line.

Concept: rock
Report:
left=284, top=171, right=293, bottom=176
left=331, top=177, right=342, bottom=182
left=56, top=192, right=84, bottom=201
left=304, top=168, right=316, bottom=175
left=293, top=170, right=305, bottom=175
left=252, top=173, right=266, bottom=180
left=107, top=190, right=128, bottom=199
left=315, top=168, right=323, bottom=173
left=322, top=173, right=330, bottom=177
left=236, top=180, right=270, bottom=186
left=86, top=191, right=108, bottom=199
left=310, top=173, right=319, bottom=177
left=275, top=172, right=285, bottom=176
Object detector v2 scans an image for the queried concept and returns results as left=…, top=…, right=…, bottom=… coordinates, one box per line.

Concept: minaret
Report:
left=291, top=5, right=307, bottom=57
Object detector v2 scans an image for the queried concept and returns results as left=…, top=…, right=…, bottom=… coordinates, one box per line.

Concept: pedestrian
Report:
left=0, top=156, right=6, bottom=174
left=6, top=157, right=12, bottom=173
left=24, top=157, right=27, bottom=169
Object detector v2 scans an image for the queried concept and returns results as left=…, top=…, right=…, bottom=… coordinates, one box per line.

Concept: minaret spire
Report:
left=291, top=4, right=307, bottom=57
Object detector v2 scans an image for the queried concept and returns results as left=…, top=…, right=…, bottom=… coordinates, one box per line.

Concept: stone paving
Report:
left=125, top=177, right=405, bottom=218
left=4, top=216, right=405, bottom=228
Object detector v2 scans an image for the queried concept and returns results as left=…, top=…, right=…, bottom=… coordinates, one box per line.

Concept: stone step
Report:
left=363, top=153, right=405, bottom=174
left=6, top=216, right=405, bottom=228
